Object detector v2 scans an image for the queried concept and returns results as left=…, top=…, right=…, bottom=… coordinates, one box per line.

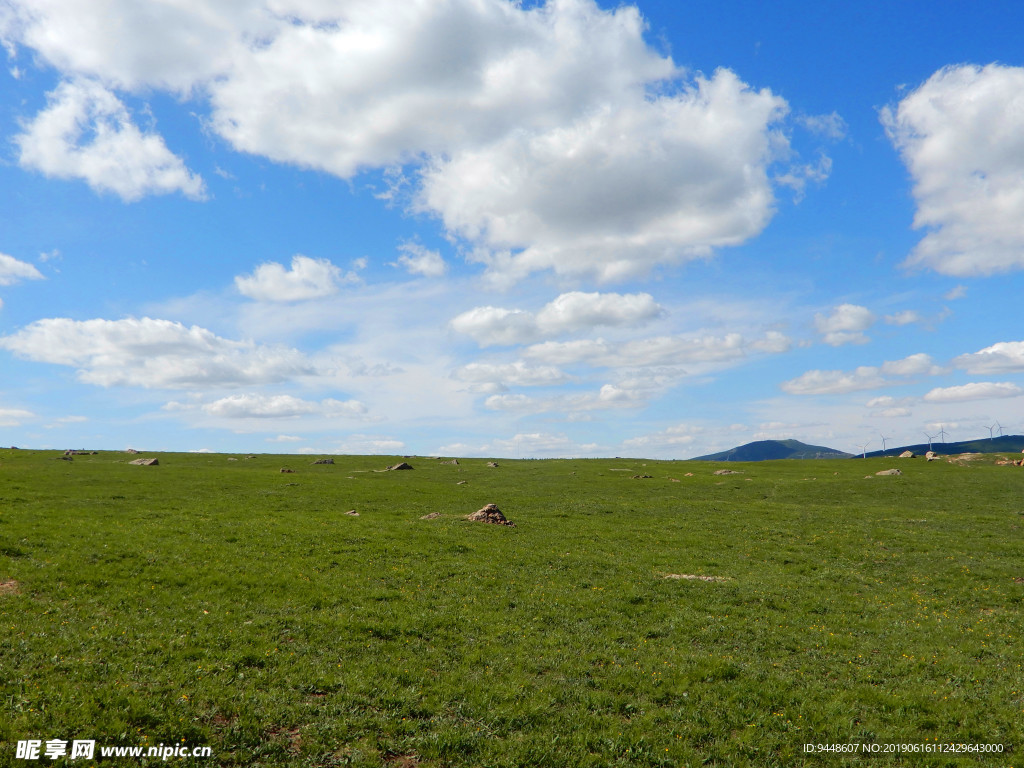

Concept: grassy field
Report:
left=1, top=448, right=1022, bottom=766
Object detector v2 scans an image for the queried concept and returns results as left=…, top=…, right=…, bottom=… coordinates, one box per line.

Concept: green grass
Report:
left=1, top=449, right=1023, bottom=766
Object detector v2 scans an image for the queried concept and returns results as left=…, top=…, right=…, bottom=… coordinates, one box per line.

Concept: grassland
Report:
left=1, top=449, right=1023, bottom=766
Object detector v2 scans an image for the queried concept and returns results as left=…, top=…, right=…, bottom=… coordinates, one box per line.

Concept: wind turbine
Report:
left=857, top=440, right=871, bottom=459
left=938, top=425, right=949, bottom=443
left=996, top=421, right=1005, bottom=437
left=924, top=432, right=936, bottom=451
left=879, top=433, right=891, bottom=455
left=986, top=423, right=996, bottom=440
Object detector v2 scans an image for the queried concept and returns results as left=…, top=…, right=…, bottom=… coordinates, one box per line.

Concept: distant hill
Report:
left=690, top=439, right=852, bottom=462
left=864, top=434, right=1024, bottom=458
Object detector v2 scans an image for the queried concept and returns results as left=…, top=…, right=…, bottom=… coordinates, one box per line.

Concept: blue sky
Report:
left=2, top=0, right=1024, bottom=458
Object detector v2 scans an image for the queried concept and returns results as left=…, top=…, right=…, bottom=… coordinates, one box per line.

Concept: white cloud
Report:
left=884, top=310, right=921, bottom=326
left=880, top=407, right=912, bottom=418
left=798, top=111, right=847, bottom=140
left=534, top=291, right=663, bottom=334
left=0, top=407, right=34, bottom=426
left=866, top=395, right=897, bottom=408
left=454, top=361, right=570, bottom=388
left=422, top=68, right=788, bottom=283
left=0, top=252, right=44, bottom=285
left=451, top=291, right=662, bottom=347
left=6, top=0, right=796, bottom=282
left=484, top=383, right=646, bottom=414
left=883, top=64, right=1024, bottom=275
left=953, top=341, right=1024, bottom=374
left=0, top=317, right=317, bottom=389
left=923, top=382, right=1023, bottom=403
left=450, top=306, right=539, bottom=347
left=774, top=152, right=832, bottom=202
left=14, top=79, right=206, bottom=202
left=480, top=432, right=598, bottom=457
left=268, top=434, right=303, bottom=443
left=395, top=243, right=446, bottom=278
left=814, top=303, right=875, bottom=346
left=332, top=435, right=405, bottom=454
left=781, top=366, right=886, bottom=395
left=944, top=285, right=967, bottom=300
left=783, top=353, right=940, bottom=396
left=0, top=0, right=271, bottom=92
left=203, top=0, right=675, bottom=177
left=879, top=353, right=941, bottom=376
left=235, top=255, right=346, bottom=302
left=199, top=393, right=366, bottom=419
left=526, top=330, right=790, bottom=368
left=622, top=423, right=701, bottom=449
left=865, top=395, right=914, bottom=418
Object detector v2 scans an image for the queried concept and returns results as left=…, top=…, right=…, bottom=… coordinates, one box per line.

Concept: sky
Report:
left=2, top=0, right=1024, bottom=459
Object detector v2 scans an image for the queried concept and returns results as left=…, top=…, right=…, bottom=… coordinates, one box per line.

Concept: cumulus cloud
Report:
left=814, top=303, right=875, bottom=346
left=235, top=255, right=346, bottom=302
left=0, top=252, right=44, bottom=285
left=781, top=366, right=886, bottom=396
left=526, top=330, right=790, bottom=368
left=0, top=317, right=316, bottom=388
left=953, top=341, right=1024, bottom=374
left=923, top=382, right=1023, bottom=403
left=199, top=393, right=366, bottom=419
left=782, top=353, right=938, bottom=395
left=0, top=0, right=270, bottom=92
left=450, top=306, right=539, bottom=347
left=454, top=361, right=570, bottom=388
left=14, top=79, right=205, bottom=202
left=883, top=64, right=1024, bottom=275
left=534, top=291, right=664, bottom=334
left=451, top=291, right=662, bottom=347
left=6, top=0, right=797, bottom=280
left=879, top=353, right=942, bottom=376
left=421, top=68, right=788, bottom=282
left=395, top=243, right=446, bottom=278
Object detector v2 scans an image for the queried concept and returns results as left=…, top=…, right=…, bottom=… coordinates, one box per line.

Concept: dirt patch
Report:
left=420, top=512, right=441, bottom=520
left=713, top=469, right=741, bottom=475
left=267, top=726, right=301, bottom=754
left=661, top=573, right=731, bottom=583
left=382, top=752, right=420, bottom=768
left=0, top=579, right=20, bottom=595
left=948, top=453, right=983, bottom=464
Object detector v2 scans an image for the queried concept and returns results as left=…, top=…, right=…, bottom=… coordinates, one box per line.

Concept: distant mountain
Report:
left=690, top=439, right=852, bottom=462
left=864, top=434, right=1024, bottom=458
